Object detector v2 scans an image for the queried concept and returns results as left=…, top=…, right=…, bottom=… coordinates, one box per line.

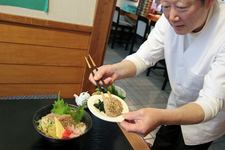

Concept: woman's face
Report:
left=162, top=0, right=212, bottom=35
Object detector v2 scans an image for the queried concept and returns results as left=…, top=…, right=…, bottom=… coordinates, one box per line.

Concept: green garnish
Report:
left=51, top=92, right=71, bottom=115
left=96, top=84, right=126, bottom=100
left=51, top=92, right=86, bottom=124
left=94, top=99, right=105, bottom=113
left=70, top=101, right=86, bottom=124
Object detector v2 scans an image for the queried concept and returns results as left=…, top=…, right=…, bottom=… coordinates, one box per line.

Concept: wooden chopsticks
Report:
left=88, top=54, right=113, bottom=98
left=85, top=55, right=112, bottom=100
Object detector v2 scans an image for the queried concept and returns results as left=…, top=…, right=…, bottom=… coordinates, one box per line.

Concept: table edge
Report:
left=117, top=123, right=150, bottom=150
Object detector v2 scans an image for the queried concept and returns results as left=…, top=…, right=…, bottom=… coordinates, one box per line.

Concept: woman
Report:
left=89, top=0, right=225, bottom=149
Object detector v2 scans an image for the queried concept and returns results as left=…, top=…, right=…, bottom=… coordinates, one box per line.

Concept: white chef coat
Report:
left=125, top=1, right=225, bottom=145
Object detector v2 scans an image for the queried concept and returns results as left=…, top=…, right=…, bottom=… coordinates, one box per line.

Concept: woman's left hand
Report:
left=119, top=108, right=162, bottom=137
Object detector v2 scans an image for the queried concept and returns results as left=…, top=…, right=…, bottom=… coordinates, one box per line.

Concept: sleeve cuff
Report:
left=124, top=53, right=149, bottom=76
left=193, top=90, right=224, bottom=122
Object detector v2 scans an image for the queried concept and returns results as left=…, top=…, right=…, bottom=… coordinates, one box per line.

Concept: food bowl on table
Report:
left=33, top=104, right=92, bottom=145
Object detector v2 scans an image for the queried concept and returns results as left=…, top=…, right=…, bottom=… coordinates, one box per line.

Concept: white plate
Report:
left=87, top=94, right=129, bottom=122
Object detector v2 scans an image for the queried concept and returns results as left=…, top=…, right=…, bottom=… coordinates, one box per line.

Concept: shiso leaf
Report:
left=70, top=102, right=86, bottom=124
left=51, top=92, right=71, bottom=115
left=51, top=92, right=86, bottom=123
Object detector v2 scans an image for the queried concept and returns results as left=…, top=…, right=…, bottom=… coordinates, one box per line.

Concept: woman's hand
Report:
left=120, top=108, right=162, bottom=137
left=89, top=65, right=117, bottom=87
left=88, top=60, right=137, bottom=87
left=120, top=103, right=205, bottom=137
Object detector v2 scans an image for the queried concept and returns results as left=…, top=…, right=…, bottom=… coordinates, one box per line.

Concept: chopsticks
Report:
left=85, top=55, right=112, bottom=100
left=88, top=54, right=113, bottom=98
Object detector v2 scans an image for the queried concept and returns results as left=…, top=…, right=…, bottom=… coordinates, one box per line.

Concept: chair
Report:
left=145, top=20, right=169, bottom=90
left=147, top=20, right=156, bottom=35
left=110, top=6, right=133, bottom=50
left=129, top=15, right=149, bottom=55
left=146, top=59, right=169, bottom=90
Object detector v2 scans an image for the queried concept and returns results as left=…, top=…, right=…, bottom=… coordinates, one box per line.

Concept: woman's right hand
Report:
left=89, top=60, right=137, bottom=86
left=88, top=65, right=117, bottom=87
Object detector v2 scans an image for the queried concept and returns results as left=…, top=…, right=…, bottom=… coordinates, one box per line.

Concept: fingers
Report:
left=88, top=68, right=104, bottom=86
left=89, top=72, right=113, bottom=87
left=92, top=69, right=102, bottom=81
left=122, top=110, right=142, bottom=121
left=88, top=65, right=116, bottom=86
left=89, top=73, right=96, bottom=85
left=124, top=119, right=135, bottom=124
left=120, top=119, right=138, bottom=132
left=119, top=109, right=155, bottom=137
left=119, top=111, right=141, bottom=132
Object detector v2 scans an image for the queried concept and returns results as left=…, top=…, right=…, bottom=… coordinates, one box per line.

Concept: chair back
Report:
left=110, top=6, right=133, bottom=50
left=113, top=6, right=120, bottom=24
left=148, top=20, right=156, bottom=34
left=129, top=15, right=149, bottom=54
left=136, top=15, right=149, bottom=38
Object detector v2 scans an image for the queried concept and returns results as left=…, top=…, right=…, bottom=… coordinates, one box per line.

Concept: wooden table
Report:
left=0, top=98, right=150, bottom=150
left=121, top=10, right=161, bottom=23
left=148, top=13, right=161, bottom=22
left=118, top=123, right=150, bottom=150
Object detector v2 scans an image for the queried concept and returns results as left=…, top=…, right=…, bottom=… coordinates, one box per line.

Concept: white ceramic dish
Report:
left=87, top=94, right=129, bottom=122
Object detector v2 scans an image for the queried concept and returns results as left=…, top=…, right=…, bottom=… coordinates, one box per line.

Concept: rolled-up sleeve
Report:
left=194, top=43, right=225, bottom=122
left=194, top=90, right=224, bottom=122
left=124, top=14, right=167, bottom=76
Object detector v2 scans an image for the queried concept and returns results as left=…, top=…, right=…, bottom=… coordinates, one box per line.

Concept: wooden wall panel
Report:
left=0, top=12, right=93, bottom=33
left=0, top=0, right=115, bottom=98
left=0, top=20, right=90, bottom=98
left=0, top=84, right=81, bottom=98
left=0, top=65, right=83, bottom=84
left=0, top=21, right=90, bottom=49
left=0, top=42, right=86, bottom=67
